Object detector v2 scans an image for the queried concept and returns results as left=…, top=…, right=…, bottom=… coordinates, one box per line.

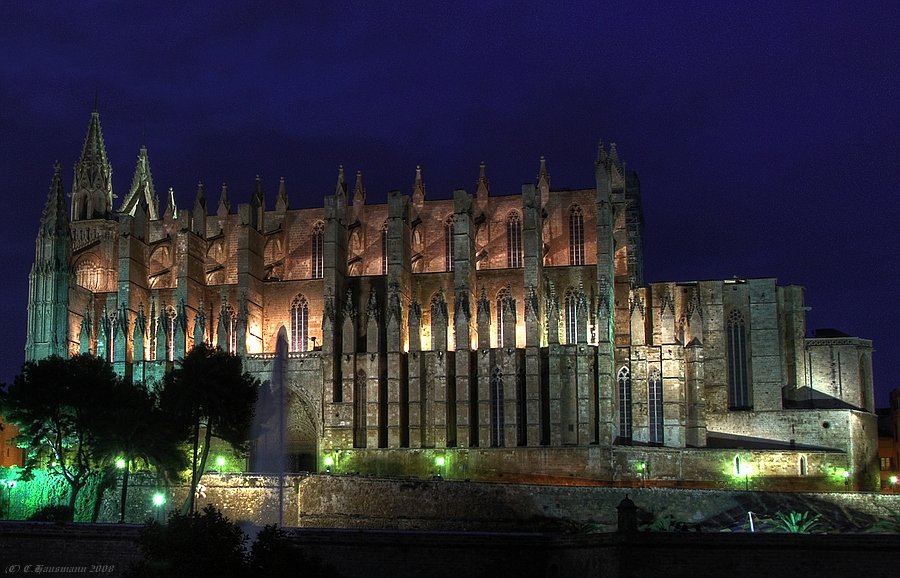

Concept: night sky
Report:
left=1, top=2, right=897, bottom=405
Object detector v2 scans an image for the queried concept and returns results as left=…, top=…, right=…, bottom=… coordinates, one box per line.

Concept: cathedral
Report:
left=26, top=111, right=878, bottom=490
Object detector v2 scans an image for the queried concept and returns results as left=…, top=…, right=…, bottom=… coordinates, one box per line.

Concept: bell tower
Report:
left=26, top=163, right=72, bottom=360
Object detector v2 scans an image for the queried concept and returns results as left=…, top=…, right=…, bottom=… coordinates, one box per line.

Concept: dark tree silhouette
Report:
left=161, top=344, right=258, bottom=514
left=92, top=381, right=189, bottom=522
left=0, top=354, right=119, bottom=511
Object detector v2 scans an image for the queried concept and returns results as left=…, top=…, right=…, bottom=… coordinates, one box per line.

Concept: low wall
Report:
left=3, top=522, right=898, bottom=578
left=295, top=475, right=900, bottom=532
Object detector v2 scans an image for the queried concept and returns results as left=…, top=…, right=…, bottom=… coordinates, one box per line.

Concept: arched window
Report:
left=166, top=305, right=177, bottom=361
left=354, top=370, right=367, bottom=448
left=648, top=369, right=663, bottom=445
left=496, top=287, right=509, bottom=348
left=506, top=211, right=523, bottom=269
left=564, top=287, right=578, bottom=344
left=727, top=309, right=750, bottom=409
left=381, top=221, right=389, bottom=276
left=225, top=305, right=237, bottom=354
left=569, top=205, right=585, bottom=266
left=444, top=216, right=455, bottom=272
left=311, top=221, right=324, bottom=279
left=491, top=367, right=504, bottom=447
left=291, top=295, right=309, bottom=352
left=618, top=366, right=632, bottom=441
left=799, top=456, right=807, bottom=476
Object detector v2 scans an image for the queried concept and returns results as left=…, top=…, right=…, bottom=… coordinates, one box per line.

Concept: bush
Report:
left=27, top=504, right=74, bottom=523
left=128, top=506, right=342, bottom=578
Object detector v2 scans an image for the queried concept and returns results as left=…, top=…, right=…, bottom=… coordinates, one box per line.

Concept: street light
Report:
left=890, top=475, right=898, bottom=493
left=434, top=456, right=445, bottom=480
left=1, top=480, right=16, bottom=519
left=842, top=470, right=851, bottom=491
left=116, top=458, right=129, bottom=523
left=324, top=456, right=333, bottom=474
left=153, top=493, right=166, bottom=524
left=216, top=456, right=226, bottom=469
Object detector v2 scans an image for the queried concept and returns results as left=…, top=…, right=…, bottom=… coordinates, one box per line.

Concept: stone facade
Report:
left=25, top=112, right=879, bottom=489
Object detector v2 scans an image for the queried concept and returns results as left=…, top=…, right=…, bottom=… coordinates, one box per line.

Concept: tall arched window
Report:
left=354, top=370, right=367, bottom=448
left=569, top=205, right=585, bottom=266
left=496, top=287, right=510, bottom=348
left=564, top=287, right=578, bottom=344
left=381, top=221, right=389, bottom=276
left=491, top=367, right=504, bottom=447
left=311, top=221, right=324, bottom=279
left=291, top=295, right=309, bottom=352
left=618, top=366, right=632, bottom=441
left=225, top=305, right=237, bottom=354
left=166, top=305, right=177, bottom=361
left=506, top=211, right=523, bottom=269
left=648, top=369, right=663, bottom=445
left=727, top=309, right=750, bottom=409
left=444, top=216, right=455, bottom=272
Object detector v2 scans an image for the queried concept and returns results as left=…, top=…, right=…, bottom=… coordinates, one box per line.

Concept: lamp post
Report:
left=842, top=470, right=851, bottom=491
left=324, top=456, right=333, bottom=474
left=216, top=456, right=226, bottom=471
left=890, top=475, right=898, bottom=494
left=1, top=479, right=16, bottom=519
left=434, top=456, right=445, bottom=480
left=116, top=458, right=129, bottom=523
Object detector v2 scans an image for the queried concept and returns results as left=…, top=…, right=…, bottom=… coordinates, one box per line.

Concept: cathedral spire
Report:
left=192, top=182, right=207, bottom=237
left=164, top=187, right=177, bottom=220
left=537, top=156, right=550, bottom=189
left=250, top=175, right=265, bottom=231
left=335, top=165, right=347, bottom=198
left=217, top=183, right=230, bottom=217
left=72, top=110, right=114, bottom=220
left=276, top=176, right=288, bottom=213
left=412, top=165, right=425, bottom=205
left=194, top=181, right=206, bottom=214
left=352, top=170, right=365, bottom=206
left=119, top=145, right=159, bottom=220
left=595, top=139, right=608, bottom=166
left=476, top=161, right=490, bottom=199
left=41, top=162, right=69, bottom=237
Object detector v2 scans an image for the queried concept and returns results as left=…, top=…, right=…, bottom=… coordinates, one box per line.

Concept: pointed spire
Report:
left=72, top=110, right=114, bottom=220
left=119, top=145, right=159, bottom=220
left=537, top=156, right=550, bottom=189
left=476, top=161, right=490, bottom=199
left=352, top=170, right=365, bottom=206
left=252, top=174, right=265, bottom=207
left=194, top=181, right=206, bottom=213
left=412, top=165, right=425, bottom=204
left=41, top=162, right=69, bottom=236
left=596, top=139, right=608, bottom=165
left=164, top=187, right=177, bottom=219
left=276, top=176, right=288, bottom=213
left=609, top=143, right=619, bottom=163
left=217, top=183, right=230, bottom=217
left=335, top=165, right=347, bottom=198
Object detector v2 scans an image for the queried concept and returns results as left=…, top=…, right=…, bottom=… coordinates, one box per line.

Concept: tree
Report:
left=161, top=344, right=258, bottom=514
left=0, top=354, right=119, bottom=511
left=92, top=381, right=189, bottom=523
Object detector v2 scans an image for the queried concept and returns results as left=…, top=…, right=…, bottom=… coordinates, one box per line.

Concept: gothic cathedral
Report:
left=26, top=112, right=878, bottom=489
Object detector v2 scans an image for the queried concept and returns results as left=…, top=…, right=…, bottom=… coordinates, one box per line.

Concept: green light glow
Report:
left=116, top=459, right=126, bottom=469
left=435, top=457, right=445, bottom=467
left=636, top=462, right=646, bottom=471
left=153, top=493, right=165, bottom=506
left=842, top=470, right=850, bottom=478
left=890, top=476, right=898, bottom=484
left=216, top=456, right=226, bottom=468
left=324, top=456, right=334, bottom=466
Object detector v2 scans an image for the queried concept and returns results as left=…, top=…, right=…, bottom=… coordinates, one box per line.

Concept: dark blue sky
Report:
left=1, top=1, right=897, bottom=405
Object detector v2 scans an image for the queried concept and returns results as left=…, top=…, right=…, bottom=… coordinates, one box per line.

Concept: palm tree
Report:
left=160, top=344, right=258, bottom=514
